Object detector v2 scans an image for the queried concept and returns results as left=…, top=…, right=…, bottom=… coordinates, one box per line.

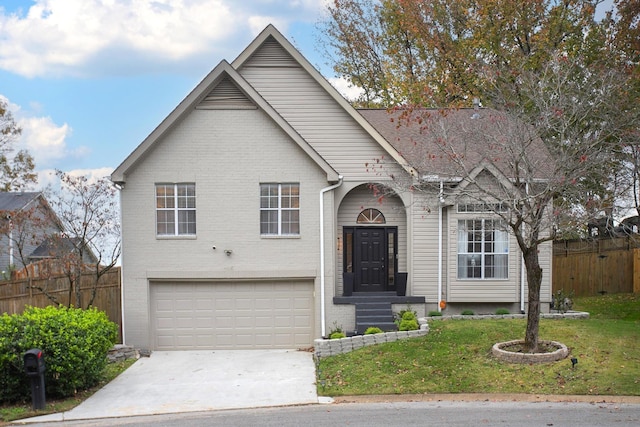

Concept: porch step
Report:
left=355, top=302, right=397, bottom=335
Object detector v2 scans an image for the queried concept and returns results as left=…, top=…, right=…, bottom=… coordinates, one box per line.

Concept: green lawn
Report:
left=0, top=359, right=135, bottom=425
left=316, top=293, right=640, bottom=396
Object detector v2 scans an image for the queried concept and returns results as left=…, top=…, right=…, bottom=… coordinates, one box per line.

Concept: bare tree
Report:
left=48, top=170, right=121, bottom=308
left=370, top=55, right=636, bottom=351
left=0, top=98, right=37, bottom=191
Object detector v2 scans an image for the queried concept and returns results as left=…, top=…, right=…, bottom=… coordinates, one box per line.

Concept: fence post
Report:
left=634, top=248, right=640, bottom=294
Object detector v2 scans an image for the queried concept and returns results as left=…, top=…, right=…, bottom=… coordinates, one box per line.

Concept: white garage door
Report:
left=150, top=281, right=314, bottom=350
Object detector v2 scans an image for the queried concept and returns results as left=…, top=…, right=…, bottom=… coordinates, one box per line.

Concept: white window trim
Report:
left=457, top=218, right=509, bottom=280
left=260, top=183, right=300, bottom=236
left=156, top=183, right=196, bottom=237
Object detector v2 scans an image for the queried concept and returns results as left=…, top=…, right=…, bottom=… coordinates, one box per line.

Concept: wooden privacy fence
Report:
left=0, top=267, right=122, bottom=341
left=553, top=237, right=640, bottom=297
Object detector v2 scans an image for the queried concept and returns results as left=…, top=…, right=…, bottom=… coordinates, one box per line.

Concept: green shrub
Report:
left=461, top=309, right=475, bottom=315
left=0, top=306, right=117, bottom=403
left=399, top=319, right=419, bottom=331
left=329, top=332, right=346, bottom=339
left=394, top=308, right=418, bottom=325
left=428, top=311, right=442, bottom=317
left=495, top=308, right=510, bottom=315
left=398, top=311, right=419, bottom=331
left=364, top=327, right=383, bottom=334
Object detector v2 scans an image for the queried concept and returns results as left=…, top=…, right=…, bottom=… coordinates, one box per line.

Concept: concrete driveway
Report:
left=20, top=349, right=319, bottom=423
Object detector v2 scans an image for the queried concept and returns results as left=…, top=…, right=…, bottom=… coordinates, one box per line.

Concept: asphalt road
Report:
left=17, top=400, right=640, bottom=427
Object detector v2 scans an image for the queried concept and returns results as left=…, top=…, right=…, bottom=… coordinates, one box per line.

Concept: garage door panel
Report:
left=150, top=281, right=314, bottom=350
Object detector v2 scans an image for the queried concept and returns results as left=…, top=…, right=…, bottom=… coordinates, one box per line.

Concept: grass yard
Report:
left=0, top=359, right=135, bottom=425
left=316, top=293, right=640, bottom=396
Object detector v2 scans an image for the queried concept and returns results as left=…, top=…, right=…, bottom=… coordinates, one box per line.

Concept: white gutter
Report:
left=520, top=183, right=529, bottom=314
left=112, top=182, right=126, bottom=345
left=9, top=227, right=13, bottom=267
left=319, top=176, right=343, bottom=338
left=521, top=253, right=526, bottom=313
left=438, top=181, right=444, bottom=312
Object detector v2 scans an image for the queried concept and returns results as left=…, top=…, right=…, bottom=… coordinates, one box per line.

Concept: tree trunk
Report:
left=523, top=246, right=543, bottom=353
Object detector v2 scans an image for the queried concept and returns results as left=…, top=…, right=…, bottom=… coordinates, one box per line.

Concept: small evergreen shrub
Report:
left=0, top=306, right=117, bottom=403
left=364, top=327, right=383, bottom=334
left=428, top=311, right=442, bottom=317
left=328, top=322, right=344, bottom=340
left=394, top=308, right=418, bottom=325
left=495, top=308, right=510, bottom=315
left=398, top=311, right=419, bottom=331
left=461, top=309, right=475, bottom=315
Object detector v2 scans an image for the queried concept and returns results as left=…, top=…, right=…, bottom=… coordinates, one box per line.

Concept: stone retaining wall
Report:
left=491, top=340, right=569, bottom=364
left=107, top=345, right=140, bottom=362
left=314, top=325, right=429, bottom=359
left=424, top=311, right=589, bottom=321
left=314, top=311, right=589, bottom=359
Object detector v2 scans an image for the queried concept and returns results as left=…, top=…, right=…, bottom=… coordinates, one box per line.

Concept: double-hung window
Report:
left=260, top=183, right=299, bottom=235
left=457, top=219, right=508, bottom=279
left=156, top=183, right=196, bottom=236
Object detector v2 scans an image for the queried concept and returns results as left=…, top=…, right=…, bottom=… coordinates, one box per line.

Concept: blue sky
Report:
left=0, top=0, right=338, bottom=188
left=1, top=0, right=615, bottom=189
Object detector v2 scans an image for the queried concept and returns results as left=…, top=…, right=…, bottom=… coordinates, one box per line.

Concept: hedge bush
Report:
left=0, top=306, right=117, bottom=403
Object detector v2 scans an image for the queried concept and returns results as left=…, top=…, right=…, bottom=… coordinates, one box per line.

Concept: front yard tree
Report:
left=0, top=98, right=37, bottom=191
left=323, top=0, right=639, bottom=351
left=49, top=170, right=121, bottom=308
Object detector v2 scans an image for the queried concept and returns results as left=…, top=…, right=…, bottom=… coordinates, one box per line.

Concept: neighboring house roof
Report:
left=29, top=236, right=99, bottom=264
left=0, top=192, right=42, bottom=213
left=358, top=108, right=553, bottom=182
left=111, top=25, right=417, bottom=184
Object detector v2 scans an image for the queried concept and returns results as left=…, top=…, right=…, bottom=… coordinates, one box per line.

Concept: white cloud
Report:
left=19, top=116, right=72, bottom=164
left=32, top=167, right=114, bottom=193
left=1, top=95, right=86, bottom=169
left=328, top=76, right=364, bottom=102
left=0, top=0, right=326, bottom=78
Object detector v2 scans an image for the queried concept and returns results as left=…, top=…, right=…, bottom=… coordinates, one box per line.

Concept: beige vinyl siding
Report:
left=238, top=45, right=397, bottom=181
left=410, top=195, right=445, bottom=302
left=447, top=209, right=522, bottom=302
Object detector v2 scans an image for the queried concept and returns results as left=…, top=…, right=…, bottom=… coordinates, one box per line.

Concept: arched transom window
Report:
left=357, top=208, right=386, bottom=224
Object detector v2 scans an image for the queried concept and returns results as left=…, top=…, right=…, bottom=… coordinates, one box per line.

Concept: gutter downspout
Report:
left=112, top=182, right=126, bottom=344
left=319, top=176, right=343, bottom=338
left=438, top=181, right=444, bottom=312
left=520, top=183, right=528, bottom=314
left=521, top=254, right=526, bottom=313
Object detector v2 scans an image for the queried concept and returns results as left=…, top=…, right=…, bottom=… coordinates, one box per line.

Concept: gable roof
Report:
left=29, top=236, right=99, bottom=264
left=0, top=192, right=63, bottom=230
left=0, top=192, right=42, bottom=212
left=358, top=108, right=553, bottom=183
left=111, top=59, right=339, bottom=183
left=232, top=25, right=416, bottom=178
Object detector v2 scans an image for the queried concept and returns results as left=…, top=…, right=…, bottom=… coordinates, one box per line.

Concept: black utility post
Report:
left=24, top=348, right=46, bottom=410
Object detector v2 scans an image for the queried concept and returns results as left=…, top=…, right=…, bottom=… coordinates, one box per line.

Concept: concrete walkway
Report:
left=18, top=349, right=319, bottom=424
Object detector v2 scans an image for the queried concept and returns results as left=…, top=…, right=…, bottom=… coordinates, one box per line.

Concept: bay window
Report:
left=457, top=219, right=508, bottom=279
